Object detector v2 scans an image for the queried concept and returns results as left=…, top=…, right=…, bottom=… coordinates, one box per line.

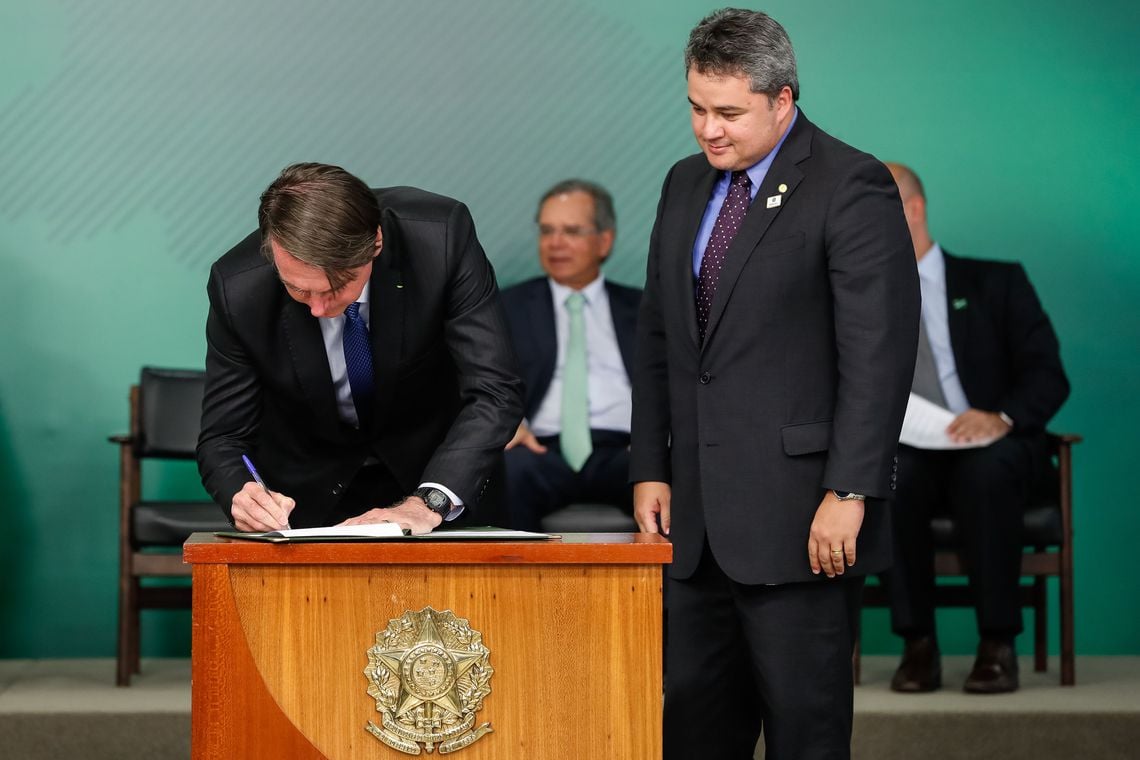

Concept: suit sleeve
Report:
left=997, top=264, right=1070, bottom=432
left=196, top=265, right=261, bottom=524
left=419, top=202, right=524, bottom=503
left=629, top=165, right=676, bottom=485
left=822, top=157, right=920, bottom=497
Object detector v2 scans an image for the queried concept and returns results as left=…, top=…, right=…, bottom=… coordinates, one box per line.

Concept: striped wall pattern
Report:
left=0, top=0, right=696, bottom=286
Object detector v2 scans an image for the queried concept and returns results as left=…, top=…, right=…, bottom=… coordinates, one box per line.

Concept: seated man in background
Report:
left=197, top=163, right=522, bottom=534
left=884, top=162, right=1070, bottom=694
left=499, top=180, right=641, bottom=530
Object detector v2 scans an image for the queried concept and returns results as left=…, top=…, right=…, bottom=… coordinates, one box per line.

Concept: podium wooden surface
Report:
left=184, top=532, right=671, bottom=759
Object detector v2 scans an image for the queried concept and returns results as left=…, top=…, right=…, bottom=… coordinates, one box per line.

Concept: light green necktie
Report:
left=560, top=292, right=592, bottom=471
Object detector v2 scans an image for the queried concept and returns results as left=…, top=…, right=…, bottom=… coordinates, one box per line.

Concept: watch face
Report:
left=418, top=488, right=450, bottom=515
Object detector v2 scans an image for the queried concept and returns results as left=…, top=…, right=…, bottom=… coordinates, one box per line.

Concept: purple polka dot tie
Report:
left=343, top=302, right=374, bottom=425
left=696, top=170, right=752, bottom=341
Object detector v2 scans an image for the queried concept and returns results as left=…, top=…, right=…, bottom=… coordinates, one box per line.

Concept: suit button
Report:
left=699, top=372, right=711, bottom=384
left=890, top=483, right=896, bottom=490
left=332, top=483, right=343, bottom=496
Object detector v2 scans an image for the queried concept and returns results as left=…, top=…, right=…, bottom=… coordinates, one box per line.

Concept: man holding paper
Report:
left=884, top=163, right=1070, bottom=694
left=197, top=163, right=523, bottom=535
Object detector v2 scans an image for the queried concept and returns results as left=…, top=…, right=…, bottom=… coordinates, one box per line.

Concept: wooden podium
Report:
left=184, top=533, right=671, bottom=759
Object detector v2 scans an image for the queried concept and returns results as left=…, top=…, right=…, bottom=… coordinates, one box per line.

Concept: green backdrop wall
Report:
left=1, top=0, right=1136, bottom=658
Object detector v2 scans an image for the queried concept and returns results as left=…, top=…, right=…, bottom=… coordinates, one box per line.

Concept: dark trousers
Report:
left=884, top=436, right=1048, bottom=639
left=503, top=429, right=632, bottom=531
left=664, top=541, right=864, bottom=760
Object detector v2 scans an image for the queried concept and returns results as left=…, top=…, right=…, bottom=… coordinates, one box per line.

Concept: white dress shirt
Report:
left=528, top=275, right=633, bottom=437
left=917, top=243, right=971, bottom=414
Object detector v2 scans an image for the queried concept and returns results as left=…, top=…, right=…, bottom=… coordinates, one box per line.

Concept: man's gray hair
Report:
left=536, top=179, right=617, bottom=234
left=685, top=8, right=799, bottom=101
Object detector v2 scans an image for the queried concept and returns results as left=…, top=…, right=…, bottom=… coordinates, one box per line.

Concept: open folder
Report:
left=215, top=524, right=557, bottom=543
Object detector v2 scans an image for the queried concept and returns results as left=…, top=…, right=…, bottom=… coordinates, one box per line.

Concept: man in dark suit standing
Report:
left=499, top=180, right=641, bottom=530
left=197, top=163, right=523, bottom=533
left=630, top=10, right=918, bottom=759
left=883, top=163, right=1070, bottom=694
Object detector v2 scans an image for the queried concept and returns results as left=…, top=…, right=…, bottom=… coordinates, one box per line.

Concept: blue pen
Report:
left=242, top=454, right=290, bottom=529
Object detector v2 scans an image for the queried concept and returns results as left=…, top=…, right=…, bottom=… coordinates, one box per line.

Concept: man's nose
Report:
left=309, top=296, right=334, bottom=318
left=701, top=117, right=723, bottom=140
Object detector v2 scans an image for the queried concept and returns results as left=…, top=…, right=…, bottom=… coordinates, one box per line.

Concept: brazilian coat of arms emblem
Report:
left=364, top=607, right=494, bottom=754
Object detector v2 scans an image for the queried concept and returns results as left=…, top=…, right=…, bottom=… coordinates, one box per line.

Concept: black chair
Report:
left=109, top=367, right=231, bottom=686
left=539, top=503, right=638, bottom=533
left=857, top=432, right=1080, bottom=686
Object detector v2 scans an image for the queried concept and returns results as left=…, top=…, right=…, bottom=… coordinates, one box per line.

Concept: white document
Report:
left=260, top=522, right=405, bottom=539
left=899, top=393, right=997, bottom=450
left=218, top=524, right=555, bottom=543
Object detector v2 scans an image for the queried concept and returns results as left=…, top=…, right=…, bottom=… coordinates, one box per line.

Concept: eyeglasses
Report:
left=538, top=224, right=599, bottom=240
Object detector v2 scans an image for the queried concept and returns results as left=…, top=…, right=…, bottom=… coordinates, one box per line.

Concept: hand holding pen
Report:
left=230, top=454, right=295, bottom=532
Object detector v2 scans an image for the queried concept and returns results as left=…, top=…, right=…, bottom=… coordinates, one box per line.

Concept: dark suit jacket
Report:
left=940, top=251, right=1069, bottom=430
left=197, top=187, right=524, bottom=528
left=499, top=277, right=641, bottom=421
left=631, top=112, right=920, bottom=584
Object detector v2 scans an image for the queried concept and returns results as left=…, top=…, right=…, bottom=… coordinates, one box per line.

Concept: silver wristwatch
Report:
left=833, top=490, right=866, bottom=501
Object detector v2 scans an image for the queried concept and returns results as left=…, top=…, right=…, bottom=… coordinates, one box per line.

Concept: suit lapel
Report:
left=702, top=114, right=811, bottom=350
left=282, top=298, right=342, bottom=438
left=942, top=251, right=972, bottom=389
left=676, top=167, right=720, bottom=348
left=367, top=225, right=405, bottom=429
left=526, top=281, right=558, bottom=413
left=606, top=282, right=638, bottom=372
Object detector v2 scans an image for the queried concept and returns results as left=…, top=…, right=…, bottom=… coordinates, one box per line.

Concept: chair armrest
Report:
left=108, top=434, right=134, bottom=445
left=1047, top=431, right=1083, bottom=447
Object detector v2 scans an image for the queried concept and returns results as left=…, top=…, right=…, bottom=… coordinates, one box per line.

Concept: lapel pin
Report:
left=766, top=195, right=782, bottom=208
left=778, top=183, right=788, bottom=193
left=952, top=298, right=968, bottom=310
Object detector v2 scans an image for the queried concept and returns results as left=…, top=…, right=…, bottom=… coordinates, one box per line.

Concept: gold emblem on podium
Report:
left=364, top=607, right=494, bottom=754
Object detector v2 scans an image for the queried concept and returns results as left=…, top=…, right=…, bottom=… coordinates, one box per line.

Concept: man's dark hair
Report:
left=685, top=8, right=800, bottom=101
left=535, top=178, right=617, bottom=234
left=258, top=163, right=381, bottom=290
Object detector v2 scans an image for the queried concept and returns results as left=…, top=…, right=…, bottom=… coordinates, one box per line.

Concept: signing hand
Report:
left=505, top=422, right=548, bottom=453
left=338, top=496, right=442, bottom=535
left=231, top=481, right=295, bottom=532
left=633, top=481, right=672, bottom=536
left=947, top=408, right=1012, bottom=444
left=808, top=491, right=864, bottom=578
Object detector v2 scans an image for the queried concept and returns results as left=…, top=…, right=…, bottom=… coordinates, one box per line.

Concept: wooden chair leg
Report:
left=131, top=595, right=142, bottom=675
left=1034, top=576, right=1048, bottom=673
left=1061, top=556, right=1075, bottom=686
left=117, top=575, right=136, bottom=686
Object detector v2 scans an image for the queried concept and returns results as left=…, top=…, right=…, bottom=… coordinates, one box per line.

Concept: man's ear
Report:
left=374, top=227, right=383, bottom=258
left=598, top=229, right=615, bottom=261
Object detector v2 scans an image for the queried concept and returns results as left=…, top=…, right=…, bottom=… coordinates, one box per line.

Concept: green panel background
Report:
left=0, top=0, right=1136, bottom=658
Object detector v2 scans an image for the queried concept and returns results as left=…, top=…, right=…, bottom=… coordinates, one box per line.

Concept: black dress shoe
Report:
left=964, top=638, right=1019, bottom=694
left=890, top=636, right=942, bottom=692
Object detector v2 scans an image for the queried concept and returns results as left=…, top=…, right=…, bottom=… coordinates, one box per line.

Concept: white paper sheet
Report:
left=899, top=393, right=997, bottom=450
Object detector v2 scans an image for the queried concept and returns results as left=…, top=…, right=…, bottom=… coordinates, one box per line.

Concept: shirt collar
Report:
left=916, top=242, right=944, bottom=282
left=741, top=107, right=798, bottom=189
left=548, top=274, right=605, bottom=306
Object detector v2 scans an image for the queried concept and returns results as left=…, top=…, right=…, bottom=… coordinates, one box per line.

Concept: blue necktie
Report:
left=343, top=302, right=374, bottom=425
